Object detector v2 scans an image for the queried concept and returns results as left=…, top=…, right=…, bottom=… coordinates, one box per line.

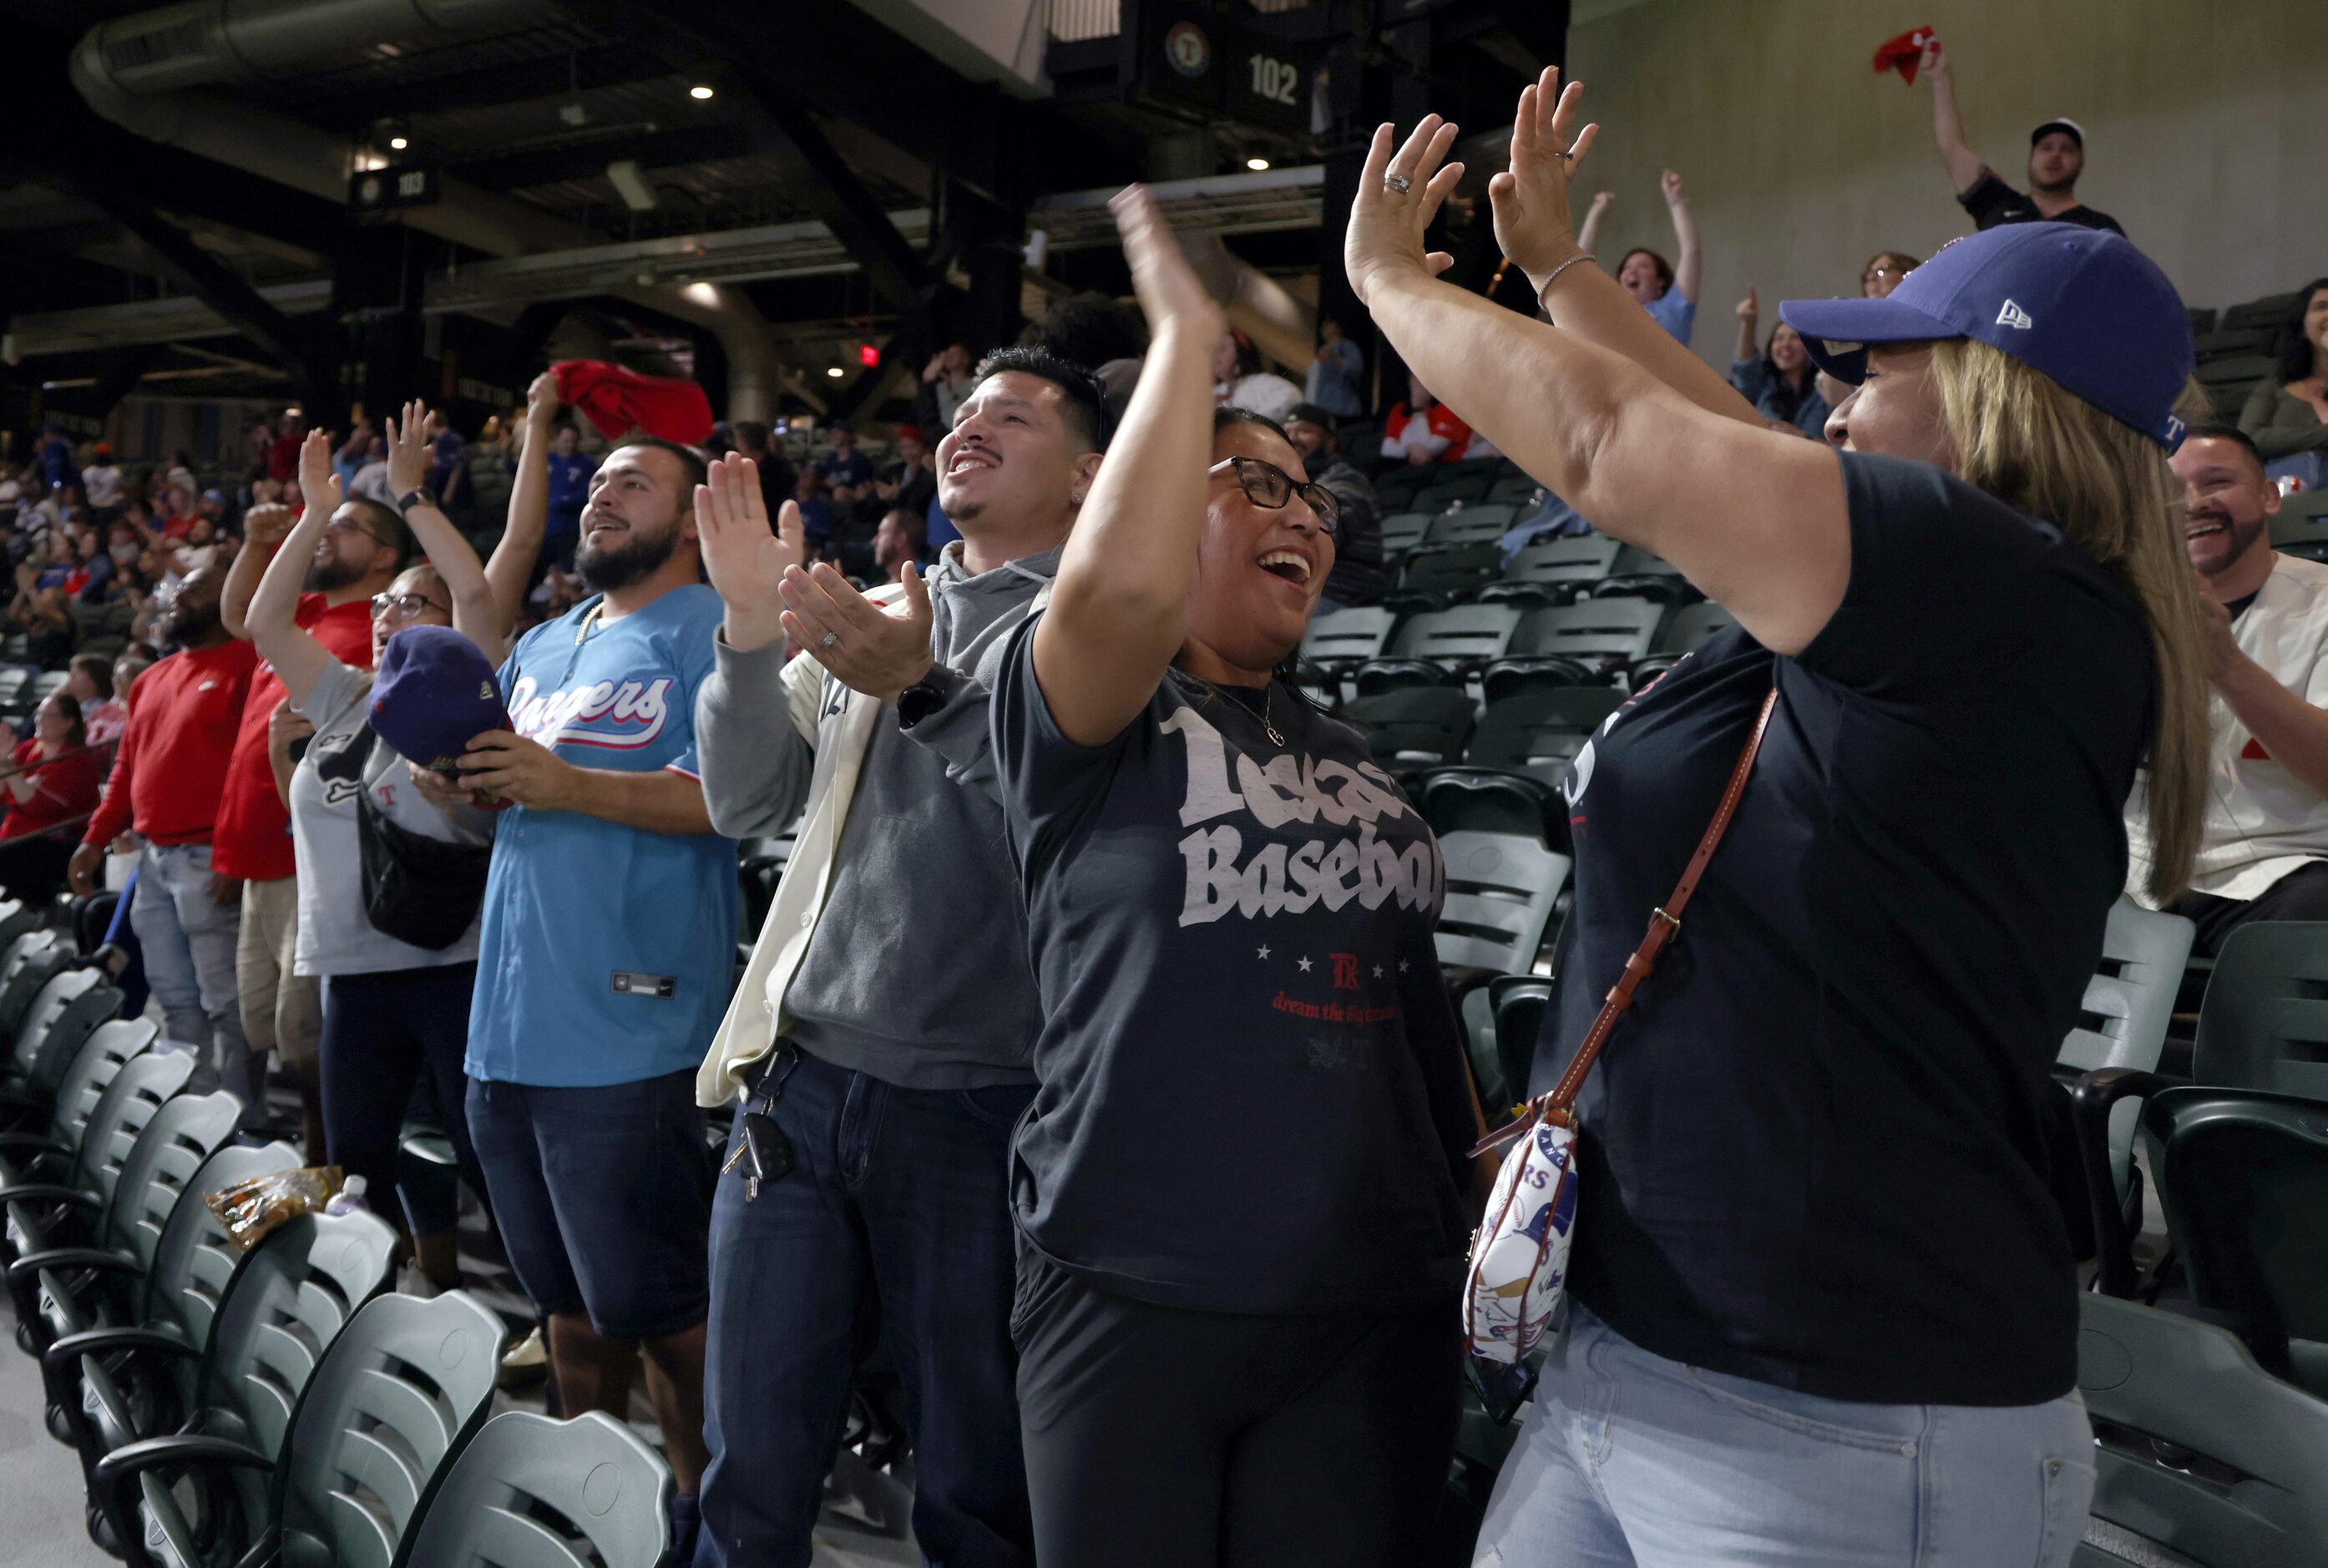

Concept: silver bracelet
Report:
left=1538, top=252, right=1597, bottom=296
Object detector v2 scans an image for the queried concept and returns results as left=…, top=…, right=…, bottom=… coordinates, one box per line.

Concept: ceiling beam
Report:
left=289, top=41, right=676, bottom=132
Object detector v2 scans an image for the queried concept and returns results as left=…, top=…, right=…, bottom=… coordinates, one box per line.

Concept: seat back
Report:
left=2144, top=1085, right=2328, bottom=1395
left=62, top=1023, right=174, bottom=1209
left=1423, top=504, right=1516, bottom=548
left=0, top=896, right=41, bottom=951
left=1377, top=511, right=1432, bottom=557
left=1656, top=600, right=1737, bottom=654
left=1390, top=604, right=1521, bottom=667
left=144, top=1140, right=301, bottom=1343
left=273, top=1289, right=506, bottom=1568
left=1506, top=536, right=1620, bottom=587
left=2192, top=923, right=2328, bottom=1100
left=202, top=1209, right=402, bottom=1468
left=1416, top=769, right=1561, bottom=846
left=15, top=964, right=117, bottom=1096
left=2076, top=1292, right=2328, bottom=1568
left=107, top=1086, right=242, bottom=1270
left=2057, top=901, right=2195, bottom=1197
left=1414, top=475, right=1493, bottom=511
left=0, top=929, right=69, bottom=1063
left=1490, top=975, right=1554, bottom=1113
left=395, top=1410, right=673, bottom=1568
left=1344, top=688, right=1476, bottom=771
left=1300, top=605, right=1398, bottom=670
left=1435, top=831, right=1571, bottom=974
left=1513, top=599, right=1666, bottom=664
left=1469, top=688, right=1626, bottom=791
left=1399, top=544, right=1502, bottom=597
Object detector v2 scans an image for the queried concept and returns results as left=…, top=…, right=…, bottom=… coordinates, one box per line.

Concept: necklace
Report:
left=1187, top=671, right=1283, bottom=747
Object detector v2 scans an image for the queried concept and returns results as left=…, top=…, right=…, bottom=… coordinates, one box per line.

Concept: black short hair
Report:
left=344, top=496, right=412, bottom=565
left=1212, top=405, right=1293, bottom=447
left=969, top=346, right=1113, bottom=453
left=1018, top=292, right=1149, bottom=372
left=2182, top=424, right=2269, bottom=474
left=611, top=435, right=711, bottom=497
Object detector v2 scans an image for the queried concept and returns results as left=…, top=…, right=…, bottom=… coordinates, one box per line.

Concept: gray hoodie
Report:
left=694, top=544, right=1058, bottom=1088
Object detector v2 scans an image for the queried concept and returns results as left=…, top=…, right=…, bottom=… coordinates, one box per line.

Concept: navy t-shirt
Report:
left=1960, top=169, right=2124, bottom=235
left=991, top=622, right=1476, bottom=1314
left=1535, top=451, right=2152, bottom=1406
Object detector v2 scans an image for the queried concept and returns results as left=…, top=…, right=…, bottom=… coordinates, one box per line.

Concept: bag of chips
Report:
left=205, top=1165, right=342, bottom=1252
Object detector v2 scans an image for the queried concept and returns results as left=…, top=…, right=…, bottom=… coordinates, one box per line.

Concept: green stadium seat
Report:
left=395, top=1410, right=673, bottom=1568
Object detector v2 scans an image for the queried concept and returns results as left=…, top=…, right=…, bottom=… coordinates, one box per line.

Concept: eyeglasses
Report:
left=371, top=591, right=447, bottom=620
left=1862, top=263, right=1907, bottom=284
left=325, top=516, right=392, bottom=549
left=1208, top=457, right=1339, bottom=537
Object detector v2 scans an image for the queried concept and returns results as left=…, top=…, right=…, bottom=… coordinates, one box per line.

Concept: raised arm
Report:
left=1490, top=70, right=1759, bottom=427
left=1921, top=42, right=1986, bottom=195
left=247, top=437, right=338, bottom=710
left=1573, top=190, right=1612, bottom=260
left=1733, top=288, right=1760, bottom=366
left=1351, top=113, right=1846, bottom=657
left=1661, top=169, right=1701, bottom=303
left=220, top=496, right=295, bottom=640
left=487, top=372, right=557, bottom=640
left=385, top=401, right=496, bottom=660
left=1033, top=188, right=1230, bottom=747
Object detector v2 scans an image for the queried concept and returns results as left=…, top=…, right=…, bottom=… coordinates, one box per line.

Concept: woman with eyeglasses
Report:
left=1860, top=249, right=1921, bottom=298
left=974, top=186, right=1485, bottom=1568
left=247, top=403, right=502, bottom=1284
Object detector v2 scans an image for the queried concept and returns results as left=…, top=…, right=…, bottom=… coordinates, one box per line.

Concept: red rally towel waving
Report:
left=1873, top=26, right=1937, bottom=84
left=551, top=359, right=715, bottom=447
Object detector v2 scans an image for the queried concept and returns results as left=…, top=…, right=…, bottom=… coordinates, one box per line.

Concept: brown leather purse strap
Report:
left=1469, top=687, right=1779, bottom=1157
left=1538, top=686, right=1778, bottom=1112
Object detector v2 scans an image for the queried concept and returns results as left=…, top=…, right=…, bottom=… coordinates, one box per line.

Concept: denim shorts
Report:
left=465, top=1068, right=712, bottom=1340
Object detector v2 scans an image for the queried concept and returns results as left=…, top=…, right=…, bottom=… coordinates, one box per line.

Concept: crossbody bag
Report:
left=1462, top=687, right=1778, bottom=1364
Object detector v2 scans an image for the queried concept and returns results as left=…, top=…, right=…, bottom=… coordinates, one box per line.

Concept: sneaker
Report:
left=498, top=1324, right=548, bottom=1388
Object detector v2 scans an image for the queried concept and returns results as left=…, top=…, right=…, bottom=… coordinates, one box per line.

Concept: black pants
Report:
left=2170, top=860, right=2328, bottom=957
left=1011, top=1248, right=1460, bottom=1568
left=318, top=962, right=488, bottom=1234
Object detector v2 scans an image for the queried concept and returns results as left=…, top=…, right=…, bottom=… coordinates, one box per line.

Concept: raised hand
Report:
left=1661, top=169, right=1685, bottom=205
left=242, top=501, right=296, bottom=551
left=781, top=562, right=936, bottom=706
left=1589, top=190, right=1615, bottom=214
left=1109, top=185, right=1224, bottom=343
left=1344, top=115, right=1465, bottom=307
left=385, top=399, right=434, bottom=500
left=296, top=428, right=341, bottom=520
left=1488, top=67, right=1597, bottom=291
left=524, top=370, right=559, bottom=431
left=695, top=452, right=803, bottom=653
left=1736, top=288, right=1759, bottom=321
left=1919, top=40, right=1947, bottom=81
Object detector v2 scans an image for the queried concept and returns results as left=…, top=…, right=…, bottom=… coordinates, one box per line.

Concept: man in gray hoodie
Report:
left=690, top=347, right=1109, bottom=1568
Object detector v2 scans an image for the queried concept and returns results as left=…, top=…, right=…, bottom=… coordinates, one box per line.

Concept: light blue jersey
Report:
left=1645, top=286, right=1696, bottom=345
left=466, top=584, right=738, bottom=1086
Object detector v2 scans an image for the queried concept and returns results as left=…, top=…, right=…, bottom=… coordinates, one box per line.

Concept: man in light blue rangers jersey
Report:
left=443, top=434, right=735, bottom=1559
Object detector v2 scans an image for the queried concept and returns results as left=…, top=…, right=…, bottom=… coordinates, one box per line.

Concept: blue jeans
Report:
left=1474, top=1306, right=2095, bottom=1567
left=132, top=842, right=257, bottom=1123
left=695, top=1047, right=1036, bottom=1568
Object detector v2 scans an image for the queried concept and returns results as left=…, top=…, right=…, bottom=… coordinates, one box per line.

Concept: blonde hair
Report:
left=1926, top=338, right=2206, bottom=903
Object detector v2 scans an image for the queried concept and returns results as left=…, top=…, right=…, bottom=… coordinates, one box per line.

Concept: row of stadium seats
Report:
left=0, top=909, right=674, bottom=1565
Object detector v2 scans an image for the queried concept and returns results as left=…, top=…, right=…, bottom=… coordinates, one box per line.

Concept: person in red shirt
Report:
left=0, top=691, right=104, bottom=903
left=1379, top=372, right=1476, bottom=464
left=217, top=461, right=412, bottom=1161
left=266, top=409, right=307, bottom=485
left=68, top=567, right=262, bottom=1123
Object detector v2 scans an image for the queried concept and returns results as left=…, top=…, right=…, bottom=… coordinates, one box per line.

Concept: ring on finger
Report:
left=1384, top=173, right=1412, bottom=194
left=819, top=632, right=838, bottom=650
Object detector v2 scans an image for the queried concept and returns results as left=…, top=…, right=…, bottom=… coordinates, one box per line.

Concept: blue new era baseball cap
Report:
left=1780, top=222, right=2194, bottom=449
left=370, top=625, right=508, bottom=774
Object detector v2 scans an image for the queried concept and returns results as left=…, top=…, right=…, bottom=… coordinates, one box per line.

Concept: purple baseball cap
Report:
left=1780, top=222, right=2193, bottom=449
left=369, top=625, right=507, bottom=773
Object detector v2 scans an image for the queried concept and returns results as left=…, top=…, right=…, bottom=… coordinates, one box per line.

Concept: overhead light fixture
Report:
left=607, top=159, right=658, bottom=213
left=827, top=366, right=845, bottom=379
left=388, top=135, right=408, bottom=150
left=1246, top=155, right=1270, bottom=171
left=689, top=84, right=715, bottom=100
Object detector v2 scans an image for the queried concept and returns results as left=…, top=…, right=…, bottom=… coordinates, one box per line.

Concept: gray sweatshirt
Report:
left=694, top=544, right=1058, bottom=1088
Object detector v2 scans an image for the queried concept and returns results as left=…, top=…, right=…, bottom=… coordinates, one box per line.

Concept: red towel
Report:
left=551, top=360, right=714, bottom=447
left=1871, top=26, right=1936, bottom=84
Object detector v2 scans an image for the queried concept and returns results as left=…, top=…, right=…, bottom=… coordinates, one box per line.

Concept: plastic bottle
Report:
left=324, top=1174, right=369, bottom=1216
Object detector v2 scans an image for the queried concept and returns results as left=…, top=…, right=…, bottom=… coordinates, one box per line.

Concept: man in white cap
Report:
left=1919, top=39, right=2123, bottom=235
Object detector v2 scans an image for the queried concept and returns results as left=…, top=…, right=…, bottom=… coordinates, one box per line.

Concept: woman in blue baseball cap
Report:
left=1345, top=69, right=2206, bottom=1568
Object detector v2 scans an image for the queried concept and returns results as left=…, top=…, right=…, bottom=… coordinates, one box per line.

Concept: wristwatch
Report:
left=393, top=489, right=429, bottom=517
left=895, top=665, right=960, bottom=731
